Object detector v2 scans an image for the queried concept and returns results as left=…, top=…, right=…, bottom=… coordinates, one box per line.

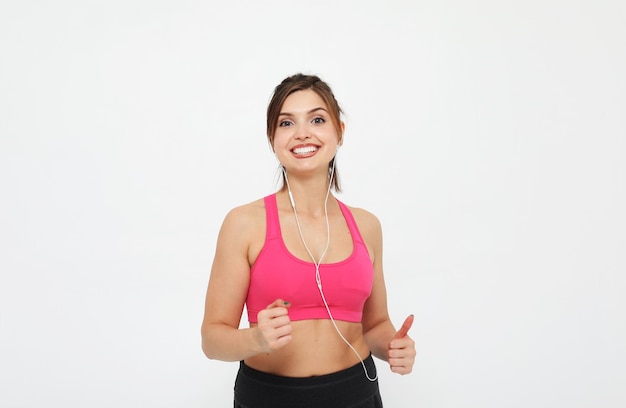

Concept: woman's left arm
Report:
left=357, top=209, right=416, bottom=375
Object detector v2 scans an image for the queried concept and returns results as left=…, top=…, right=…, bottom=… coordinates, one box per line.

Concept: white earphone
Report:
left=282, top=161, right=377, bottom=382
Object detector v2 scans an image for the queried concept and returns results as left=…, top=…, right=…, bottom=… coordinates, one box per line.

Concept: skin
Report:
left=201, top=89, right=416, bottom=377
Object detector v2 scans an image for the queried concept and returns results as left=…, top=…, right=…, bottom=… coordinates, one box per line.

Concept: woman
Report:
left=201, top=73, right=416, bottom=407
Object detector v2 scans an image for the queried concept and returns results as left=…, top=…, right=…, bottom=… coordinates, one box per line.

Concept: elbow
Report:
left=201, top=342, right=213, bottom=360
left=202, top=338, right=221, bottom=361
left=201, top=327, right=217, bottom=360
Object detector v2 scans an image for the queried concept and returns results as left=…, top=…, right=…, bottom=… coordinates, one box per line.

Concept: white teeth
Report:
left=293, top=146, right=317, bottom=154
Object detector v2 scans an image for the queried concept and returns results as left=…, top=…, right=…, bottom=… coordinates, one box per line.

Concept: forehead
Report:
left=280, top=89, right=328, bottom=113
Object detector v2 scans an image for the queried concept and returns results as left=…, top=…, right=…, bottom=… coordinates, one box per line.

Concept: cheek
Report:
left=272, top=131, right=290, bottom=148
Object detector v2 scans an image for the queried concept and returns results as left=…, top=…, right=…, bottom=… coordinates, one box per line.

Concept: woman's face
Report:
left=272, top=89, right=343, bottom=175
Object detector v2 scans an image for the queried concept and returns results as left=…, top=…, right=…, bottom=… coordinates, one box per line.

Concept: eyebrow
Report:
left=278, top=107, right=329, bottom=117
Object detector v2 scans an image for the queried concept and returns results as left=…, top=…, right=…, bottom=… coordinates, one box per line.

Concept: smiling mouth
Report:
left=291, top=145, right=319, bottom=156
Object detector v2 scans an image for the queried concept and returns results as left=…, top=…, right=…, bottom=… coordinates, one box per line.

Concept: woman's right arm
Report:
left=201, top=204, right=293, bottom=361
left=201, top=206, right=265, bottom=361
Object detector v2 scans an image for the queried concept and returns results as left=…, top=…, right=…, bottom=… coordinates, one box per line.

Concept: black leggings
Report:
left=233, top=355, right=383, bottom=408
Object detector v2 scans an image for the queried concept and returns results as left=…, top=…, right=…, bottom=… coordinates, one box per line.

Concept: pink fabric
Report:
left=246, top=194, right=374, bottom=323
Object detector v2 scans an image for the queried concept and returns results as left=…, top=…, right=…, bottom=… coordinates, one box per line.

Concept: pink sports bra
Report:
left=246, top=194, right=374, bottom=323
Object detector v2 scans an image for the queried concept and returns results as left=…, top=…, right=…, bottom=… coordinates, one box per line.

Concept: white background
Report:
left=1, top=1, right=624, bottom=407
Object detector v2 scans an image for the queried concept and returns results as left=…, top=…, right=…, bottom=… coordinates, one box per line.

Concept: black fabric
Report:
left=233, top=355, right=383, bottom=408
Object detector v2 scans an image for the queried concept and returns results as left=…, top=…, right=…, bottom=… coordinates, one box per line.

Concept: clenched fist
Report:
left=255, top=299, right=293, bottom=353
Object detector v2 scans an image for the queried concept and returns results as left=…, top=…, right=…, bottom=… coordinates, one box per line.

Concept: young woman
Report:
left=201, top=73, right=416, bottom=407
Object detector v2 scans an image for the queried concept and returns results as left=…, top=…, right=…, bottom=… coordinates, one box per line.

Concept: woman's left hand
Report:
left=388, top=315, right=416, bottom=375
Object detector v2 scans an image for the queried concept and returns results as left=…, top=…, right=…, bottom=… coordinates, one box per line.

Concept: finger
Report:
left=392, top=314, right=414, bottom=339
left=258, top=307, right=291, bottom=322
left=272, top=334, right=293, bottom=350
left=389, top=352, right=415, bottom=374
left=388, top=339, right=416, bottom=357
left=267, top=299, right=291, bottom=309
left=389, top=351, right=416, bottom=375
left=270, top=315, right=292, bottom=329
left=264, top=327, right=293, bottom=351
left=273, top=321, right=293, bottom=337
left=390, top=363, right=413, bottom=375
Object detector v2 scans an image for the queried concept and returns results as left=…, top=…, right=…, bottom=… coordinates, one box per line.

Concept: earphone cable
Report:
left=283, top=161, right=378, bottom=382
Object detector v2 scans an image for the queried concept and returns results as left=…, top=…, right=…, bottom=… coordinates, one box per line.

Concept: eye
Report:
left=278, top=120, right=293, bottom=127
left=312, top=117, right=325, bottom=125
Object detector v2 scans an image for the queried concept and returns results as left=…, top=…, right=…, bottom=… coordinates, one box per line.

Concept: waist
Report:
left=245, top=319, right=370, bottom=377
left=240, top=353, right=376, bottom=384
left=235, top=354, right=379, bottom=408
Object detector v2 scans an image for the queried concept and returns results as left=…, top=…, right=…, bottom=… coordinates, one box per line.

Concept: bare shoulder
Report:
left=221, top=198, right=265, bottom=229
left=216, top=198, right=266, bottom=248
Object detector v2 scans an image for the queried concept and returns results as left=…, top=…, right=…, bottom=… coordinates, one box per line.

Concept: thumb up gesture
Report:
left=388, top=314, right=416, bottom=375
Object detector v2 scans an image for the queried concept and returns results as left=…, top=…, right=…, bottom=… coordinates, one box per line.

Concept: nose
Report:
left=294, top=123, right=311, bottom=140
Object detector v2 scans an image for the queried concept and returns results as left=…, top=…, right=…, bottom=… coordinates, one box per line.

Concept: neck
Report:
left=282, top=172, right=334, bottom=216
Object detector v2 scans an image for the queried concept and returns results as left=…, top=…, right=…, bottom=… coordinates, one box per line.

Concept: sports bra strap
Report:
left=263, top=194, right=280, bottom=240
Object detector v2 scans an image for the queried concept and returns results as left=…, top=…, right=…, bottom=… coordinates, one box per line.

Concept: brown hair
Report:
left=266, top=73, right=343, bottom=192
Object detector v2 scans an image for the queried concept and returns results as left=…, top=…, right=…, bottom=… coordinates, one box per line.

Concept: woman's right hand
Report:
left=255, top=299, right=293, bottom=353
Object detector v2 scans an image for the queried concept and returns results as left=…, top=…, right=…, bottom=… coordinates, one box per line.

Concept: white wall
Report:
left=1, top=1, right=624, bottom=407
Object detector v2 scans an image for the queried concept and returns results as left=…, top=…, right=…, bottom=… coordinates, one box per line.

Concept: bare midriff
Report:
left=245, top=319, right=371, bottom=377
